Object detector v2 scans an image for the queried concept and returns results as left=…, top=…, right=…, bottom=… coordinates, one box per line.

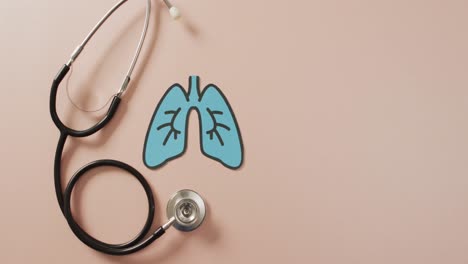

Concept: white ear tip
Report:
left=169, top=7, right=181, bottom=20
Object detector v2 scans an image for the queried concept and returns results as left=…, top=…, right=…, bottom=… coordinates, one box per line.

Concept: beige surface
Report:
left=1, top=0, right=468, bottom=263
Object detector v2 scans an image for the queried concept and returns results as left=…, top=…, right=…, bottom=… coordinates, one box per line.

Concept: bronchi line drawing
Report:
left=157, top=108, right=182, bottom=145
left=144, top=76, right=244, bottom=170
left=205, top=107, right=231, bottom=146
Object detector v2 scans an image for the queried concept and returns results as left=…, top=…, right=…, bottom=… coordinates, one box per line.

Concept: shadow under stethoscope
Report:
left=59, top=1, right=218, bottom=262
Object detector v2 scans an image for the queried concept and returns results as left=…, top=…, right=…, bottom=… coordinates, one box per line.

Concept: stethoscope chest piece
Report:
left=167, top=189, right=206, bottom=232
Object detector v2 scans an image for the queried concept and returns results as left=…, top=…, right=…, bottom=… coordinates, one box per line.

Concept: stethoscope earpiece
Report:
left=166, top=190, right=206, bottom=232
left=164, top=0, right=181, bottom=20
left=169, top=7, right=181, bottom=20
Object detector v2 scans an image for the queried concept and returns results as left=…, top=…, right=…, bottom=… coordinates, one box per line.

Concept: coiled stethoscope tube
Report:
left=50, top=0, right=204, bottom=256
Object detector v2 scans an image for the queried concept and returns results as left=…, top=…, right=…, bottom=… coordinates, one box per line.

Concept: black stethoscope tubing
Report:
left=51, top=65, right=165, bottom=256
left=49, top=0, right=173, bottom=255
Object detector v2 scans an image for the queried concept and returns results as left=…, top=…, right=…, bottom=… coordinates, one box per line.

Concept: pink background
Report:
left=1, top=0, right=468, bottom=263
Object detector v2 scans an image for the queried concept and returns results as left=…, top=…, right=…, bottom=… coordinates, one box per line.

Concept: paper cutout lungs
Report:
left=143, top=76, right=243, bottom=169
left=143, top=85, right=189, bottom=167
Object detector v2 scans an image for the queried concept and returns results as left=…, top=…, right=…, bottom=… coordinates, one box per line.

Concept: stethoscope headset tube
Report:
left=49, top=0, right=192, bottom=256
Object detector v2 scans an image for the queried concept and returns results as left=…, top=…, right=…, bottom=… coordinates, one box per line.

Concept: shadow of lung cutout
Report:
left=143, top=76, right=243, bottom=170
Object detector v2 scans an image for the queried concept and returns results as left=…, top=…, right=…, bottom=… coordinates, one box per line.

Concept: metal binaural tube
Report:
left=66, top=0, right=152, bottom=97
left=163, top=0, right=173, bottom=8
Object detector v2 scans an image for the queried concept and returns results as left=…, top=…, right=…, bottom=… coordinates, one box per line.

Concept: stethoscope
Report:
left=49, top=0, right=206, bottom=255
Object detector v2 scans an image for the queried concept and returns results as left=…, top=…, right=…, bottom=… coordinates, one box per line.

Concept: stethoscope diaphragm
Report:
left=166, top=189, right=206, bottom=232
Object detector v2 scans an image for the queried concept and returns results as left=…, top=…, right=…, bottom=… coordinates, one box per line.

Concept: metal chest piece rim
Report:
left=166, top=189, right=206, bottom=232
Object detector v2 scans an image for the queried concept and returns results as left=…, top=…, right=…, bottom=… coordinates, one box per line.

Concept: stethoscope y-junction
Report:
left=50, top=0, right=205, bottom=255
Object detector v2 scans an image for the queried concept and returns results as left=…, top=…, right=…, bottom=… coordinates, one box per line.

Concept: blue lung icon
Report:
left=143, top=76, right=243, bottom=169
left=143, top=84, right=190, bottom=168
